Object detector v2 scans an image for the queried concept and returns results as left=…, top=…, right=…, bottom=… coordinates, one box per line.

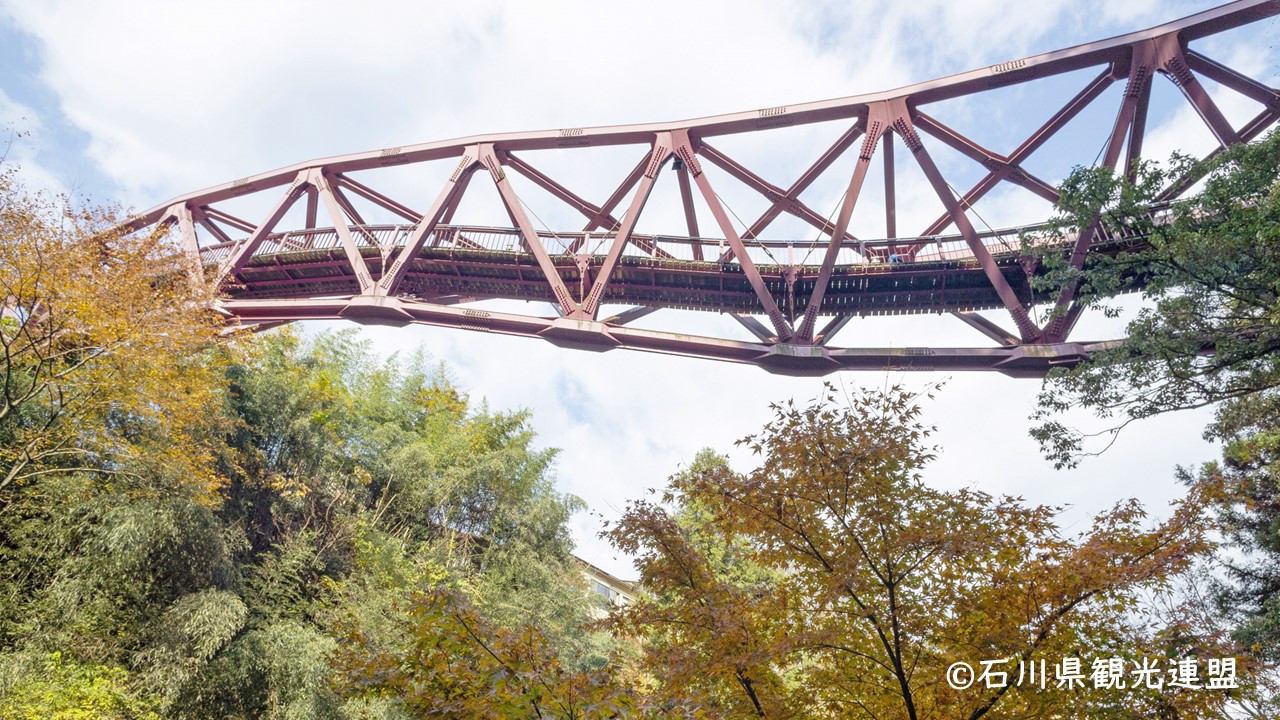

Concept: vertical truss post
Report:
left=883, top=130, right=896, bottom=240
left=304, top=187, right=319, bottom=229
left=1124, top=72, right=1153, bottom=179
left=166, top=202, right=204, bottom=284
left=1103, top=42, right=1157, bottom=169
left=675, top=159, right=703, bottom=260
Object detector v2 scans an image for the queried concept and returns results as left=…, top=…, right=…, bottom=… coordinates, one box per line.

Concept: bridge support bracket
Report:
left=992, top=342, right=1096, bottom=378
left=756, top=343, right=841, bottom=376
left=340, top=295, right=414, bottom=327
left=537, top=318, right=621, bottom=352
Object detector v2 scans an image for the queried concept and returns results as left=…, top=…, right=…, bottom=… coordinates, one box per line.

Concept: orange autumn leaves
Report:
left=336, top=384, right=1223, bottom=719
left=602, top=385, right=1216, bottom=719
left=0, top=165, right=230, bottom=508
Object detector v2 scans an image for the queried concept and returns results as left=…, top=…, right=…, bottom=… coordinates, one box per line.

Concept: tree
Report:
left=1029, top=131, right=1280, bottom=469
left=0, top=158, right=229, bottom=507
left=0, top=320, right=608, bottom=718
left=1208, top=391, right=1280, bottom=662
left=607, top=384, right=1217, bottom=719
left=1027, top=130, right=1280, bottom=695
left=0, top=147, right=609, bottom=716
left=332, top=587, right=633, bottom=719
left=0, top=154, right=240, bottom=715
left=156, top=329, right=605, bottom=718
left=0, top=651, right=162, bottom=720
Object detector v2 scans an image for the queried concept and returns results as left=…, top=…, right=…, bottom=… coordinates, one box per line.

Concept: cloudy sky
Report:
left=3, top=0, right=1277, bottom=577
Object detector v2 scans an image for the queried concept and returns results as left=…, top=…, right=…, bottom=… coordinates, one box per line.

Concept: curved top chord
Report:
left=132, top=0, right=1280, bottom=377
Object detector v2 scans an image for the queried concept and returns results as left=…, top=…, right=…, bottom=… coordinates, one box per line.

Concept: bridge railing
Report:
left=197, top=214, right=1161, bottom=270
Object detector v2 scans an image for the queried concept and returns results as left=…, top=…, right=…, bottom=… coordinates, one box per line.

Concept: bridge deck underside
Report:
left=223, top=235, right=1145, bottom=320
left=231, top=247, right=1024, bottom=316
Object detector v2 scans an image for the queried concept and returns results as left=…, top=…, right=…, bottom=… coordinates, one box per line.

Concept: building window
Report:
left=594, top=581, right=614, bottom=601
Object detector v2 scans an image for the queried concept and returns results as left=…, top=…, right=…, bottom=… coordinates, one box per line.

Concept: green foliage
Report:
left=1029, top=131, right=1280, bottom=469
left=1, top=480, right=240, bottom=666
left=0, top=325, right=603, bottom=718
left=668, top=449, right=778, bottom=593
left=0, top=157, right=600, bottom=716
left=133, top=590, right=248, bottom=702
left=1202, top=390, right=1280, bottom=662
left=1028, top=130, right=1280, bottom=706
left=0, top=652, right=161, bottom=719
left=170, top=620, right=344, bottom=720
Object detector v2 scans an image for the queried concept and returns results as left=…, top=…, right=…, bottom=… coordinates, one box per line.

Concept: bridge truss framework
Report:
left=124, top=0, right=1280, bottom=377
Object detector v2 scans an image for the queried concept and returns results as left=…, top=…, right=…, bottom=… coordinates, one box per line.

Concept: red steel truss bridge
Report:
left=125, top=0, right=1280, bottom=377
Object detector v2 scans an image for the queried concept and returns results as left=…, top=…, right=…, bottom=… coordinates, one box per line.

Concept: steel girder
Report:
left=127, top=0, right=1280, bottom=377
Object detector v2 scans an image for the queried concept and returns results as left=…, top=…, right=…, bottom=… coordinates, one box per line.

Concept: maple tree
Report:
left=606, top=384, right=1218, bottom=719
